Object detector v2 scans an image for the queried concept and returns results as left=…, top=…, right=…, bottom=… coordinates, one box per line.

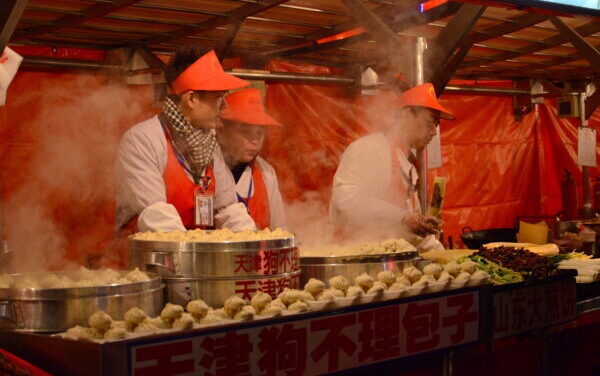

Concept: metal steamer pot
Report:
left=460, top=227, right=518, bottom=249
left=299, top=251, right=420, bottom=286
left=0, top=271, right=163, bottom=333
left=130, top=236, right=300, bottom=307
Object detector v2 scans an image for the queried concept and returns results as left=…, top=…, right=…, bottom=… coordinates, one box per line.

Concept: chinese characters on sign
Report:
left=234, top=248, right=299, bottom=276
left=493, top=279, right=577, bottom=339
left=131, top=291, right=479, bottom=376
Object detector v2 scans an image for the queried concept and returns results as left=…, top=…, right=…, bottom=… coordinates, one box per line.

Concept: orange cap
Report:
left=397, top=83, right=454, bottom=120
left=220, top=88, right=282, bottom=126
left=171, top=50, right=249, bottom=94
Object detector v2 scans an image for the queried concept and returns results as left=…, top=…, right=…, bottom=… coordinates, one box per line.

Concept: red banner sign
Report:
left=130, top=291, right=479, bottom=376
left=493, top=279, right=577, bottom=339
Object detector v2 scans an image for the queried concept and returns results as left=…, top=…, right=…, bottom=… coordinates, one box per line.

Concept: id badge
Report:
left=194, top=189, right=214, bottom=227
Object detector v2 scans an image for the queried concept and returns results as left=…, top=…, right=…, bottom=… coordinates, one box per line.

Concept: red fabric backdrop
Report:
left=0, top=62, right=599, bottom=270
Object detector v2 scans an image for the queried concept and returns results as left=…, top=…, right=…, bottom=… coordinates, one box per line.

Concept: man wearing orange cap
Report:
left=115, top=47, right=256, bottom=232
left=329, top=83, right=453, bottom=250
left=216, top=88, right=287, bottom=230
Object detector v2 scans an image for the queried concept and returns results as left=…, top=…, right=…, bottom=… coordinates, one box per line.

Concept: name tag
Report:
left=194, top=189, right=214, bottom=228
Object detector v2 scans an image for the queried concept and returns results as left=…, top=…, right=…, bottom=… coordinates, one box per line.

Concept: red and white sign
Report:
left=493, top=279, right=577, bottom=339
left=130, top=291, right=479, bottom=376
left=234, top=248, right=299, bottom=276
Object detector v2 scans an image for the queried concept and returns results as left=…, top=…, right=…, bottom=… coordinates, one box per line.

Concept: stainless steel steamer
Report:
left=299, top=251, right=420, bottom=285
left=0, top=271, right=163, bottom=333
left=130, top=236, right=300, bottom=307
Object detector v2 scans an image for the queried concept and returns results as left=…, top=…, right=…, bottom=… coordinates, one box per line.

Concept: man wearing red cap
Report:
left=216, top=88, right=287, bottom=230
left=115, top=47, right=256, bottom=232
left=329, top=83, right=453, bottom=250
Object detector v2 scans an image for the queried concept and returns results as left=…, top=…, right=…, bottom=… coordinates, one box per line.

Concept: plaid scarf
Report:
left=162, top=97, right=216, bottom=176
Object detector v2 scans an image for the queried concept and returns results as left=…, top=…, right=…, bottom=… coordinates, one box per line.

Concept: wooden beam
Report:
left=463, top=21, right=600, bottom=68
left=432, top=45, right=471, bottom=95
left=141, top=0, right=288, bottom=46
left=267, top=1, right=460, bottom=59
left=13, top=0, right=139, bottom=40
left=0, top=0, right=28, bottom=52
left=134, top=46, right=165, bottom=69
left=585, top=82, right=600, bottom=119
left=217, top=17, right=243, bottom=61
left=550, top=16, right=600, bottom=74
left=466, top=13, right=548, bottom=45
left=425, top=3, right=485, bottom=84
left=339, top=0, right=412, bottom=77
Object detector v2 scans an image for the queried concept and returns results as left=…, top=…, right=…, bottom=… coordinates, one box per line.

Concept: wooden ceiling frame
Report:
left=12, top=0, right=140, bottom=41
left=550, top=16, right=600, bottom=75
left=462, top=21, right=600, bottom=69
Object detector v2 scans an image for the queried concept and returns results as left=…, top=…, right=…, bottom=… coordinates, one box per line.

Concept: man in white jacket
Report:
left=330, top=83, right=453, bottom=250
left=115, top=47, right=256, bottom=233
left=217, top=88, right=287, bottom=230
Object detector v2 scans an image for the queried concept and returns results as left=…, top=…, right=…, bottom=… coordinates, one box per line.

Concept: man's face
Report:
left=182, top=90, right=227, bottom=129
left=406, top=107, right=440, bottom=149
left=217, top=121, right=266, bottom=164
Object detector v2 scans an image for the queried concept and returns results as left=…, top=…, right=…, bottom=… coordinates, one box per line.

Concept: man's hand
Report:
left=404, top=213, right=442, bottom=237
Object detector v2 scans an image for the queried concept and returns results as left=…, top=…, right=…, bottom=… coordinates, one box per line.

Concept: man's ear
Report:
left=179, top=91, right=195, bottom=108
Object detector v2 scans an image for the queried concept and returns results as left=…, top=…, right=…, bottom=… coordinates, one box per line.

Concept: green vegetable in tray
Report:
left=458, top=255, right=524, bottom=284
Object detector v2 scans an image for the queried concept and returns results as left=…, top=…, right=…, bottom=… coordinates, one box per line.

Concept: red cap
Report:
left=397, top=83, right=454, bottom=120
left=171, top=50, right=249, bottom=94
left=220, top=88, right=282, bottom=126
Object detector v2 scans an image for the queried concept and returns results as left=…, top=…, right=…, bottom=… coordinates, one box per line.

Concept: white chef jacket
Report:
left=233, top=157, right=288, bottom=230
left=115, top=115, right=256, bottom=232
left=329, top=132, right=443, bottom=250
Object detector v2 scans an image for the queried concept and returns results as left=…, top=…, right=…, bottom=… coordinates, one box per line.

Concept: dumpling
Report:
left=403, top=266, right=423, bottom=283
left=111, top=320, right=133, bottom=332
left=172, top=313, right=195, bottom=330
left=395, top=275, right=412, bottom=286
left=66, top=325, right=102, bottom=340
left=328, top=276, right=350, bottom=293
left=377, top=271, right=397, bottom=287
left=233, top=306, right=256, bottom=321
left=423, top=263, right=443, bottom=279
left=186, top=299, right=210, bottom=320
left=460, top=261, right=478, bottom=275
left=268, top=299, right=287, bottom=311
left=144, top=316, right=170, bottom=329
left=125, top=268, right=150, bottom=283
left=98, top=269, right=120, bottom=285
left=199, top=313, right=225, bottom=325
left=456, top=272, right=471, bottom=282
left=161, top=303, right=184, bottom=321
left=304, top=278, right=326, bottom=298
left=288, top=300, right=308, bottom=312
left=444, top=262, right=461, bottom=277
left=413, top=275, right=430, bottom=287
left=207, top=309, right=231, bottom=320
left=104, top=327, right=128, bottom=340
left=471, top=270, right=489, bottom=281
left=14, top=278, right=40, bottom=289
left=372, top=281, right=388, bottom=290
left=438, top=271, right=454, bottom=282
left=389, top=282, right=407, bottom=291
left=250, top=292, right=272, bottom=314
left=316, top=291, right=335, bottom=301
left=124, top=307, right=147, bottom=326
left=278, top=289, right=302, bottom=306
left=223, top=296, right=246, bottom=318
left=355, top=273, right=375, bottom=292
left=323, top=288, right=344, bottom=298
left=367, top=284, right=385, bottom=294
left=346, top=286, right=363, bottom=297
left=260, top=305, right=283, bottom=317
left=39, top=274, right=62, bottom=288
left=133, top=321, right=159, bottom=333
left=299, top=291, right=315, bottom=302
left=88, top=311, right=112, bottom=332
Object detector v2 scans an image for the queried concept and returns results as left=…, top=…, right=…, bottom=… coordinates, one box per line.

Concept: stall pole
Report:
left=415, top=36, right=428, bottom=213
left=580, top=93, right=592, bottom=219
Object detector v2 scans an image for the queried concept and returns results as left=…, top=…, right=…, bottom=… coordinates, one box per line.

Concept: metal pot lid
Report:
left=130, top=236, right=295, bottom=253
left=0, top=271, right=162, bottom=300
left=300, top=251, right=419, bottom=265
left=161, top=269, right=302, bottom=282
